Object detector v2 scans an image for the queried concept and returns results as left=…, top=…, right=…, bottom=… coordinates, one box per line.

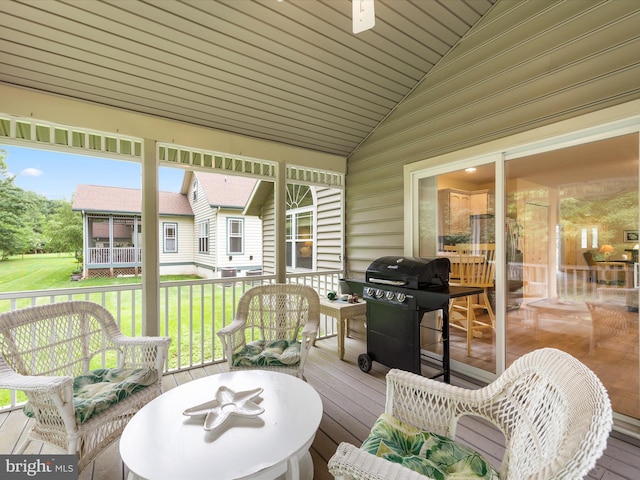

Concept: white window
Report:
left=285, top=185, right=315, bottom=270
left=163, top=223, right=177, bottom=253
left=227, top=218, right=244, bottom=254
left=198, top=221, right=209, bottom=253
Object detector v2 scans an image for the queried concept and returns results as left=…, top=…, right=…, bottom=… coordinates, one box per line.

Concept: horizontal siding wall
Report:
left=261, top=195, right=276, bottom=275
left=159, top=216, right=194, bottom=269
left=316, top=187, right=343, bottom=272
left=345, top=0, right=640, bottom=278
left=215, top=212, right=263, bottom=272
left=260, top=186, right=343, bottom=274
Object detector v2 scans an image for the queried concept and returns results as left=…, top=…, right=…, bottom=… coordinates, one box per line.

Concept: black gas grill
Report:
left=366, top=256, right=450, bottom=290
left=343, top=256, right=482, bottom=383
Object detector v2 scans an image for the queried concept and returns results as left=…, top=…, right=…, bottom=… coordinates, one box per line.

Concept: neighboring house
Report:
left=72, top=172, right=261, bottom=279
left=182, top=171, right=262, bottom=278
left=244, top=181, right=343, bottom=275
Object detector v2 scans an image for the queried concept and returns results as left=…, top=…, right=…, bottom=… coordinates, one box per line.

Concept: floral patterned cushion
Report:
left=232, top=339, right=301, bottom=367
left=24, top=368, right=157, bottom=424
left=361, top=414, right=500, bottom=480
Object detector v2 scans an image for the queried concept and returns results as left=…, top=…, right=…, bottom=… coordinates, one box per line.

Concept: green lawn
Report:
left=0, top=254, right=243, bottom=409
left=0, top=253, right=80, bottom=291
left=0, top=253, right=202, bottom=291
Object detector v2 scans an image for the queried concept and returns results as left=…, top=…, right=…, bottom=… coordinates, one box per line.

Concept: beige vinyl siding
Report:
left=159, top=216, right=194, bottom=274
left=260, top=186, right=342, bottom=274
left=215, top=211, right=263, bottom=272
left=315, top=187, right=343, bottom=272
left=261, top=195, right=276, bottom=275
left=345, top=0, right=640, bottom=278
left=190, top=178, right=216, bottom=269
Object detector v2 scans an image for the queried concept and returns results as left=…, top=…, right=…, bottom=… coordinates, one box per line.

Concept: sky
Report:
left=1, top=144, right=185, bottom=200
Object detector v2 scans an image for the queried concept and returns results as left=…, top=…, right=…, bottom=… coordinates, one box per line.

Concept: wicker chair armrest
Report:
left=328, top=442, right=427, bottom=480
left=217, top=320, right=248, bottom=353
left=0, top=365, right=77, bottom=434
left=385, top=369, right=493, bottom=437
left=301, top=324, right=318, bottom=340
left=111, top=335, right=171, bottom=373
left=0, top=367, right=72, bottom=393
left=111, top=334, right=171, bottom=349
left=217, top=320, right=245, bottom=336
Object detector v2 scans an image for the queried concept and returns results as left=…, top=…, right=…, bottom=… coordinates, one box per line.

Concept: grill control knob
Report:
left=375, top=289, right=384, bottom=299
left=396, top=293, right=407, bottom=303
left=364, top=287, right=375, bottom=297
left=385, top=291, right=395, bottom=301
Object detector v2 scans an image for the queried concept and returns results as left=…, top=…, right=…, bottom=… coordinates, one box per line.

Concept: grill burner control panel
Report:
left=364, top=286, right=409, bottom=305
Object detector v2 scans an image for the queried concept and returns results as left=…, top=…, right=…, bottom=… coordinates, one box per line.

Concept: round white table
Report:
left=120, top=370, right=323, bottom=480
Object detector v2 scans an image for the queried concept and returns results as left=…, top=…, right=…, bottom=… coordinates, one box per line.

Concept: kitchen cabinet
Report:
left=439, top=189, right=492, bottom=236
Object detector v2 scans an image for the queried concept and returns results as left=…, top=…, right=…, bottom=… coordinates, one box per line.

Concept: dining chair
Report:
left=448, top=243, right=495, bottom=356
left=329, top=348, right=613, bottom=480
left=583, top=251, right=599, bottom=283
left=217, top=283, right=320, bottom=379
left=441, top=244, right=461, bottom=281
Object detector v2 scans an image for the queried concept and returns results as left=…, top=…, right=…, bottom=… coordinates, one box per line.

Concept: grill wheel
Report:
left=358, top=353, right=372, bottom=373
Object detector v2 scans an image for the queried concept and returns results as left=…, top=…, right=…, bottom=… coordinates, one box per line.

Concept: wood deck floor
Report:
left=1, top=332, right=638, bottom=479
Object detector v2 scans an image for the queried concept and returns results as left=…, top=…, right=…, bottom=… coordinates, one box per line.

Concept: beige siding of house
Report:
left=159, top=216, right=195, bottom=275
left=260, top=186, right=342, bottom=274
left=261, top=195, right=276, bottom=275
left=190, top=177, right=216, bottom=275
left=345, top=0, right=640, bottom=278
left=215, top=211, right=263, bottom=273
left=315, top=187, right=343, bottom=272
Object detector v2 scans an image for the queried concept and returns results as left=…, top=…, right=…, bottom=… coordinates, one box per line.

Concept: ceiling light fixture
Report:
left=465, top=167, right=477, bottom=173
left=353, top=0, right=375, bottom=34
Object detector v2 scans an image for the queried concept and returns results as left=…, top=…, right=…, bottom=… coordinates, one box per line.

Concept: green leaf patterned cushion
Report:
left=232, top=339, right=301, bottom=367
left=361, top=414, right=500, bottom=480
left=24, top=368, right=158, bottom=425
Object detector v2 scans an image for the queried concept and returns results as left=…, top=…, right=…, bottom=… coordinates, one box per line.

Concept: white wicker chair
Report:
left=328, top=348, right=613, bottom=480
left=0, top=301, right=170, bottom=473
left=217, top=283, right=320, bottom=379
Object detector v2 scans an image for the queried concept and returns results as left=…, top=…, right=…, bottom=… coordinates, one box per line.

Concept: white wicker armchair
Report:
left=217, top=283, right=320, bottom=379
left=328, top=348, right=613, bottom=480
left=0, top=301, right=170, bottom=473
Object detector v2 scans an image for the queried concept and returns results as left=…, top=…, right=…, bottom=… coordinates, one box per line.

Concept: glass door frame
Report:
left=405, top=102, right=640, bottom=388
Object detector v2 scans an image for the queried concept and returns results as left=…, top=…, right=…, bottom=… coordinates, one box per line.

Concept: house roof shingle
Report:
left=72, top=185, right=193, bottom=216
left=182, top=172, right=257, bottom=209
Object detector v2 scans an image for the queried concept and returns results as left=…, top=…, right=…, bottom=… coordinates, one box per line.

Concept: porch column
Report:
left=275, top=162, right=286, bottom=283
left=141, top=139, right=160, bottom=336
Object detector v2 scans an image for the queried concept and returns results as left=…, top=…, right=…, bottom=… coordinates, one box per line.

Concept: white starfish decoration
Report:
left=183, top=386, right=264, bottom=431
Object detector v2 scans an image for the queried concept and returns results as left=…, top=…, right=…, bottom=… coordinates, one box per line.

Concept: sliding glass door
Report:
left=412, top=125, right=639, bottom=423
left=417, top=162, right=497, bottom=374
left=505, top=132, right=639, bottom=420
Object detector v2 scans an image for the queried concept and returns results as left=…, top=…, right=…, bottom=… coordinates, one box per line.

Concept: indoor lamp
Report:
left=599, top=244, right=615, bottom=260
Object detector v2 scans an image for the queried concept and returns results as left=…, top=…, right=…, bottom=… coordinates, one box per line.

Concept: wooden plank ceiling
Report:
left=0, top=0, right=496, bottom=157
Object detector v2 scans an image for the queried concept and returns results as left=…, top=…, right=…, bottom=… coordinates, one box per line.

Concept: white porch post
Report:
left=275, top=163, right=286, bottom=283
left=141, top=139, right=160, bottom=336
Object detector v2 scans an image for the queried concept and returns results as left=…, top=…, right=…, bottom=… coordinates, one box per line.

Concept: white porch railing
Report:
left=88, top=246, right=141, bottom=264
left=0, top=270, right=344, bottom=411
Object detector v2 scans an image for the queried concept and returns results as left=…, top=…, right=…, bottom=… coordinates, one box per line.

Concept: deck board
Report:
left=0, top=334, right=638, bottom=479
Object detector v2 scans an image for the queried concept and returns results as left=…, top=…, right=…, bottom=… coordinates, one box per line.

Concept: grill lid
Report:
left=366, top=256, right=450, bottom=290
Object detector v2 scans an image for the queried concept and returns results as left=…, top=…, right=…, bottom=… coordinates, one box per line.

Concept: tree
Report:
left=21, top=190, right=50, bottom=253
left=45, top=199, right=83, bottom=257
left=0, top=149, right=29, bottom=260
left=1, top=149, right=84, bottom=258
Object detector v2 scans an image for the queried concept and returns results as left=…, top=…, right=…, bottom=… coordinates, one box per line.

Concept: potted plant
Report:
left=71, top=257, right=83, bottom=281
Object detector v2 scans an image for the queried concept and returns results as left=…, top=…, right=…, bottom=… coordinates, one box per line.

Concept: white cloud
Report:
left=21, top=168, right=43, bottom=177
